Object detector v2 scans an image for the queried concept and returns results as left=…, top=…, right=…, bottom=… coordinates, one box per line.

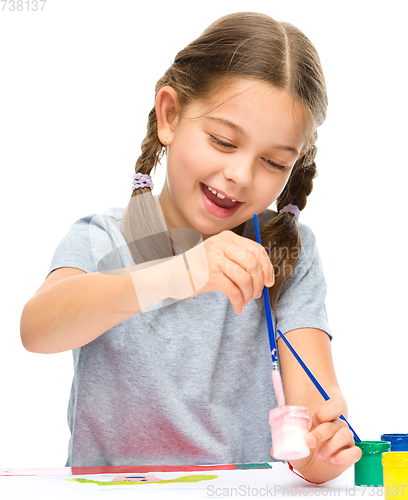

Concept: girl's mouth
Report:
left=200, top=182, right=243, bottom=219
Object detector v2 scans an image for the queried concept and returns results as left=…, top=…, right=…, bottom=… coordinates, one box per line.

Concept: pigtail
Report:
left=135, top=107, right=166, bottom=176
left=261, top=131, right=318, bottom=311
left=121, top=107, right=174, bottom=265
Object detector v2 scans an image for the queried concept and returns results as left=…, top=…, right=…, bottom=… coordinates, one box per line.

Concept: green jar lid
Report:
left=356, top=440, right=391, bottom=455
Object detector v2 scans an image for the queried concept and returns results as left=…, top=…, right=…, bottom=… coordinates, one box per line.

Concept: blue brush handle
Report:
left=276, top=329, right=361, bottom=443
left=253, top=213, right=278, bottom=364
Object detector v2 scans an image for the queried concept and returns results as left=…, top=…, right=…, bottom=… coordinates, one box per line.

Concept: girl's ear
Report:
left=298, top=150, right=306, bottom=162
left=155, top=86, right=180, bottom=147
left=298, top=146, right=307, bottom=161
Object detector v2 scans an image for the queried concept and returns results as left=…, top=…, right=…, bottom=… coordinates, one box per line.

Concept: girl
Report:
left=20, top=12, right=361, bottom=483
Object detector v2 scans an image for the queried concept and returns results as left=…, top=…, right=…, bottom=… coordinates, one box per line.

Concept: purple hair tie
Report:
left=132, top=173, right=153, bottom=191
left=279, top=204, right=300, bottom=221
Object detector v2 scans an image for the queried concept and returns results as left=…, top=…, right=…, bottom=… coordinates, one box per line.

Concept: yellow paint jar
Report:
left=382, top=452, right=408, bottom=499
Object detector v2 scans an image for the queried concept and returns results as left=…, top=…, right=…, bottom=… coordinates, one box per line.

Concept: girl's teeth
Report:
left=207, top=185, right=238, bottom=203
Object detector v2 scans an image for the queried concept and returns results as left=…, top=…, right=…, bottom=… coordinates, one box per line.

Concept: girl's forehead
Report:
left=184, top=78, right=310, bottom=146
left=190, top=78, right=278, bottom=111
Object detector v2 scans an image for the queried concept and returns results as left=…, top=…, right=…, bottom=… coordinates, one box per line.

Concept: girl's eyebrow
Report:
left=205, top=115, right=300, bottom=156
left=206, top=116, right=246, bottom=135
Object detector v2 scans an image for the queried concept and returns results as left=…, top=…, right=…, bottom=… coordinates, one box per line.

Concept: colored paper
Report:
left=0, top=462, right=357, bottom=499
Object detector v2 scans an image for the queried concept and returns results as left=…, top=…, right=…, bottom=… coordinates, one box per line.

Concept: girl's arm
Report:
left=20, top=264, right=170, bottom=354
left=277, top=328, right=361, bottom=483
left=21, top=231, right=274, bottom=355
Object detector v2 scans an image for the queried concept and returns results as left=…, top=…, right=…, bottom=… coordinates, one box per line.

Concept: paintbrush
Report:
left=276, top=328, right=361, bottom=442
left=253, top=213, right=285, bottom=407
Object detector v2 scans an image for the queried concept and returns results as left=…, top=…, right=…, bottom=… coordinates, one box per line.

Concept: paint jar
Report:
left=381, top=434, right=408, bottom=452
left=269, top=405, right=310, bottom=460
left=382, top=452, right=408, bottom=499
left=354, top=440, right=391, bottom=486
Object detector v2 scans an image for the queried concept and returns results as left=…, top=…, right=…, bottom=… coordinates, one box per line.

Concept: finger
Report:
left=249, top=242, right=274, bottom=287
left=329, top=444, right=362, bottom=466
left=212, top=269, right=246, bottom=314
left=227, top=232, right=274, bottom=287
left=222, top=257, right=256, bottom=308
left=224, top=246, right=264, bottom=300
left=314, top=426, right=355, bottom=461
left=311, top=399, right=344, bottom=427
left=306, top=421, right=340, bottom=449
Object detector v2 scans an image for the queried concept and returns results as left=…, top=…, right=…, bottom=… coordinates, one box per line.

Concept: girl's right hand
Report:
left=175, top=230, right=275, bottom=314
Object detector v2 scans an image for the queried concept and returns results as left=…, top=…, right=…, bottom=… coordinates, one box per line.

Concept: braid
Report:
left=260, top=132, right=319, bottom=310
left=134, top=107, right=165, bottom=178
left=277, top=131, right=318, bottom=211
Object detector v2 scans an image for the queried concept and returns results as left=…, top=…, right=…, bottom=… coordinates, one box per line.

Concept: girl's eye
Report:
left=263, top=158, right=287, bottom=172
left=209, top=136, right=236, bottom=150
left=210, top=135, right=287, bottom=172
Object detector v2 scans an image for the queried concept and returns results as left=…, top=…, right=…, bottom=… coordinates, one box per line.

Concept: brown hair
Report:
left=122, top=12, right=328, bottom=309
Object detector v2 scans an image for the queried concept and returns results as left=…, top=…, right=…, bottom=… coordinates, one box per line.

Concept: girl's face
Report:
left=159, top=79, right=308, bottom=239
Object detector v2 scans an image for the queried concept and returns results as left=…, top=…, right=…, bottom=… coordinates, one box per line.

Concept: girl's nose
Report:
left=223, top=156, right=254, bottom=187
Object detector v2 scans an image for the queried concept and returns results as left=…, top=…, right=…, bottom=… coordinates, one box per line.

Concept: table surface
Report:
left=0, top=462, right=379, bottom=499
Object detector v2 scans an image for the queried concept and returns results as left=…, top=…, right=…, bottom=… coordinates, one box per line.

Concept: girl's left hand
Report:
left=275, top=399, right=362, bottom=483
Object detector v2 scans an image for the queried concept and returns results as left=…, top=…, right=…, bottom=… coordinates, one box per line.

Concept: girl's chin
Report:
left=196, top=214, right=248, bottom=240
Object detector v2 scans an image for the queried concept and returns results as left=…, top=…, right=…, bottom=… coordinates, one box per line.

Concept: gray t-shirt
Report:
left=47, top=206, right=331, bottom=467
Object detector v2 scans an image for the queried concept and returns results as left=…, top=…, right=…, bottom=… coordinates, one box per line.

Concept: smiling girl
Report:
left=20, top=12, right=361, bottom=482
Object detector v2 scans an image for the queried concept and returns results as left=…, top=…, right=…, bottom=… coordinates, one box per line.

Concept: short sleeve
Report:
left=46, top=211, right=128, bottom=280
left=275, top=223, right=332, bottom=339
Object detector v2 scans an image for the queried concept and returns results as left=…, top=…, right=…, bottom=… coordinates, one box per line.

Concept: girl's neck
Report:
left=231, top=221, right=246, bottom=237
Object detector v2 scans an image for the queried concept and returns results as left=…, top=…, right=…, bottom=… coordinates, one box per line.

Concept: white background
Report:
left=1, top=0, right=407, bottom=469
